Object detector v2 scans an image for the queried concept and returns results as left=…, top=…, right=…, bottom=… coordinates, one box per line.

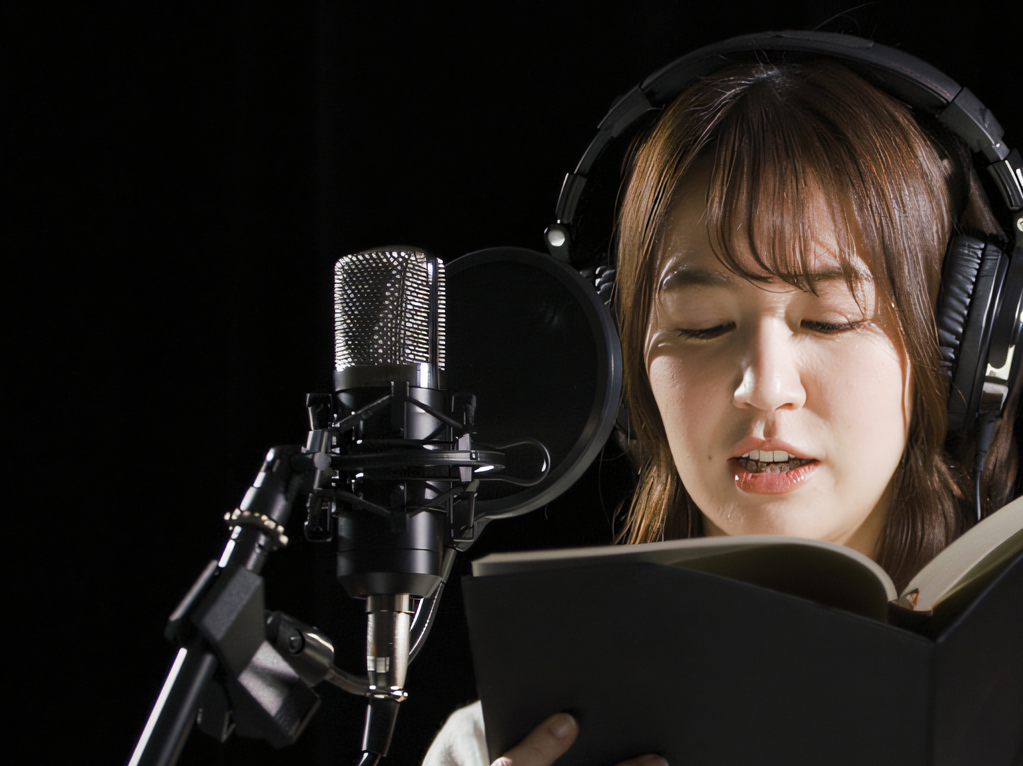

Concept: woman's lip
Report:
left=729, top=439, right=814, bottom=461
left=729, top=458, right=819, bottom=494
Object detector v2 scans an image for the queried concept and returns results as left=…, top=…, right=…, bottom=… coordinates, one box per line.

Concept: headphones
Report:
left=543, top=30, right=1023, bottom=436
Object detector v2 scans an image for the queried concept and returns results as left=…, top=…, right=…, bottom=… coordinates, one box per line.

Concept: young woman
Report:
left=424, top=52, right=1021, bottom=766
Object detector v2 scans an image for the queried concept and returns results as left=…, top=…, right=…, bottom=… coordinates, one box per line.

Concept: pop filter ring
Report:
left=446, top=246, right=623, bottom=522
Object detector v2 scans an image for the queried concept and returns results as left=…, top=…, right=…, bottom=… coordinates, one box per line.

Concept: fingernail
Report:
left=547, top=713, right=577, bottom=738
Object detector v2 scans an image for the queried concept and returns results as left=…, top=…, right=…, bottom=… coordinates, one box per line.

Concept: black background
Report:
left=12, top=1, right=1022, bottom=764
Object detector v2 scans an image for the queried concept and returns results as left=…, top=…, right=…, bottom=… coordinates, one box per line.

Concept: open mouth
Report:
left=730, top=450, right=819, bottom=494
left=736, top=449, right=814, bottom=474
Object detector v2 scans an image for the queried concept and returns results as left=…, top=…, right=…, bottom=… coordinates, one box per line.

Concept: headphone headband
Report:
left=546, top=30, right=1023, bottom=268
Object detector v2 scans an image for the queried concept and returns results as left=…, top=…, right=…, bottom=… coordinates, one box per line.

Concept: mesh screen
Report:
left=334, top=250, right=446, bottom=370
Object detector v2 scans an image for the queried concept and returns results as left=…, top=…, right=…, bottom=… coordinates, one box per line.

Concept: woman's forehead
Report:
left=654, top=160, right=874, bottom=288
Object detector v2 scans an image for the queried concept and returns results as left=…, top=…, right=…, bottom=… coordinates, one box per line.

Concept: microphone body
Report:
left=334, top=382, right=449, bottom=600
left=317, top=249, right=458, bottom=704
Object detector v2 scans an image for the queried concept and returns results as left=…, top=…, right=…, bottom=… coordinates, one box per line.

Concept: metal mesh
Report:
left=334, top=250, right=446, bottom=370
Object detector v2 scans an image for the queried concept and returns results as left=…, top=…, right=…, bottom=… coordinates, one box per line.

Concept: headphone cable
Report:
left=974, top=412, right=998, bottom=522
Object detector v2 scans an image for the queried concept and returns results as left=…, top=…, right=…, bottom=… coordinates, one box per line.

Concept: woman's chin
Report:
left=700, top=505, right=839, bottom=540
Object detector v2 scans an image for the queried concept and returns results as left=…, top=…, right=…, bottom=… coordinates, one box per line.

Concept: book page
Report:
left=473, top=534, right=897, bottom=619
left=899, top=495, right=1023, bottom=611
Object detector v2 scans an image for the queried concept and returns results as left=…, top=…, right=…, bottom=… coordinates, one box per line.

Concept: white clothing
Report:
left=422, top=700, right=489, bottom=766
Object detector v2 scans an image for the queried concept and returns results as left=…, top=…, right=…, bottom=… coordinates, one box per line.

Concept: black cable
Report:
left=974, top=412, right=998, bottom=522
left=409, top=548, right=457, bottom=663
left=356, top=696, right=401, bottom=765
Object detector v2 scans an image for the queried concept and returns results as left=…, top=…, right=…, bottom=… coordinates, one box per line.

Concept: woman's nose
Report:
left=732, top=321, right=807, bottom=412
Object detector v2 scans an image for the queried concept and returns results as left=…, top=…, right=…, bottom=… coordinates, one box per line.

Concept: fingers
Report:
left=616, top=756, right=668, bottom=766
left=492, top=714, right=669, bottom=766
left=492, top=713, right=578, bottom=766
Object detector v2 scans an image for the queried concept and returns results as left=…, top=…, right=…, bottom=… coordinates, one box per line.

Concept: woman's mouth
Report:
left=729, top=450, right=818, bottom=494
left=736, top=449, right=814, bottom=473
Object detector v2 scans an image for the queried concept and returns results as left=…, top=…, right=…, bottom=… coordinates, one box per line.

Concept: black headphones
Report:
left=543, top=30, right=1023, bottom=436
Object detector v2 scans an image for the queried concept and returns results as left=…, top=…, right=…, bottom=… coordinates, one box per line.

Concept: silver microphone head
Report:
left=334, top=249, right=445, bottom=389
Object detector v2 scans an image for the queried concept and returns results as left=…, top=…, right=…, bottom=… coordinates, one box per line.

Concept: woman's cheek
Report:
left=648, top=356, right=695, bottom=454
left=820, top=335, right=910, bottom=473
left=647, top=356, right=684, bottom=424
left=649, top=353, right=727, bottom=466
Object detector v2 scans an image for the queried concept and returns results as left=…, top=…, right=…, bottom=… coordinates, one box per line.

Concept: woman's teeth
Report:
left=737, top=450, right=812, bottom=473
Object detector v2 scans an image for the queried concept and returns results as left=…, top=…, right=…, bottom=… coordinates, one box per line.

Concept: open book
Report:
left=472, top=495, right=1023, bottom=629
left=463, top=498, right=1023, bottom=766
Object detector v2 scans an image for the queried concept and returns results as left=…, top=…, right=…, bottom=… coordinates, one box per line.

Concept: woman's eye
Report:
left=676, top=322, right=734, bottom=340
left=802, top=319, right=863, bottom=334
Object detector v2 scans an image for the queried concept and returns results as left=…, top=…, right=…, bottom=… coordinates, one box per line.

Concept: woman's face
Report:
left=644, top=165, right=911, bottom=557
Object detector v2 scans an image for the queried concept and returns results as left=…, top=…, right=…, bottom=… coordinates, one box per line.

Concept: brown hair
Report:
left=613, top=59, right=1019, bottom=590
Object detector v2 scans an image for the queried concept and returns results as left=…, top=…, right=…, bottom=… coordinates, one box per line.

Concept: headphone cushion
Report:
left=936, top=235, right=985, bottom=373
left=935, top=234, right=987, bottom=430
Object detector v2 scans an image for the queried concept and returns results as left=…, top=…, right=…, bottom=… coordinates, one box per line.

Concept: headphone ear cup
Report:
left=935, top=235, right=1002, bottom=433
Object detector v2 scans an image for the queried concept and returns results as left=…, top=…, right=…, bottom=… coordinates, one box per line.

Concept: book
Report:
left=463, top=497, right=1023, bottom=766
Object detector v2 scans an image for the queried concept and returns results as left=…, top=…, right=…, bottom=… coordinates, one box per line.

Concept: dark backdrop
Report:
left=12, top=1, right=1022, bottom=764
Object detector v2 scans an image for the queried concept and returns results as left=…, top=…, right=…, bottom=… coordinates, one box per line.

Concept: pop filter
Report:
left=445, top=247, right=623, bottom=521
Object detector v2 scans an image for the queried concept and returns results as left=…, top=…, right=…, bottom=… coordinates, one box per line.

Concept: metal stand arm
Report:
left=128, top=648, right=219, bottom=766
left=127, top=446, right=313, bottom=766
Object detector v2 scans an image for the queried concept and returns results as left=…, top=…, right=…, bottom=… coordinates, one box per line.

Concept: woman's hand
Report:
left=491, top=713, right=667, bottom=766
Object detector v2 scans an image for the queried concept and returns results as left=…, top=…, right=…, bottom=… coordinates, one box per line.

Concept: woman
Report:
left=425, top=54, right=1020, bottom=766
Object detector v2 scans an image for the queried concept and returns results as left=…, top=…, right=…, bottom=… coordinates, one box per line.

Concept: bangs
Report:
left=699, top=60, right=948, bottom=306
left=706, top=106, right=875, bottom=299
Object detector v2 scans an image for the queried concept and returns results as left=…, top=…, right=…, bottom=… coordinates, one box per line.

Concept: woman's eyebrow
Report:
left=793, top=267, right=872, bottom=283
left=658, top=265, right=872, bottom=292
left=658, top=267, right=733, bottom=291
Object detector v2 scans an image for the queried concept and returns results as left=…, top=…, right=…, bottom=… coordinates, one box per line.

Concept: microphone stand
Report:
left=127, top=400, right=521, bottom=765
left=129, top=647, right=219, bottom=766
left=128, top=444, right=320, bottom=766
left=129, top=440, right=374, bottom=765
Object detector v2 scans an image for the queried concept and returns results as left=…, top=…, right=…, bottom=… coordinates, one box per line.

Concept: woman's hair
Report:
left=614, top=59, right=1019, bottom=590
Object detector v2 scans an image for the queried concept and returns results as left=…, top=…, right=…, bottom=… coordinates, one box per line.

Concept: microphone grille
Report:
left=334, top=249, right=446, bottom=371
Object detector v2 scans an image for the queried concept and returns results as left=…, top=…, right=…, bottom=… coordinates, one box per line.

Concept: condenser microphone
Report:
left=305, top=248, right=480, bottom=763
left=329, top=249, right=452, bottom=700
